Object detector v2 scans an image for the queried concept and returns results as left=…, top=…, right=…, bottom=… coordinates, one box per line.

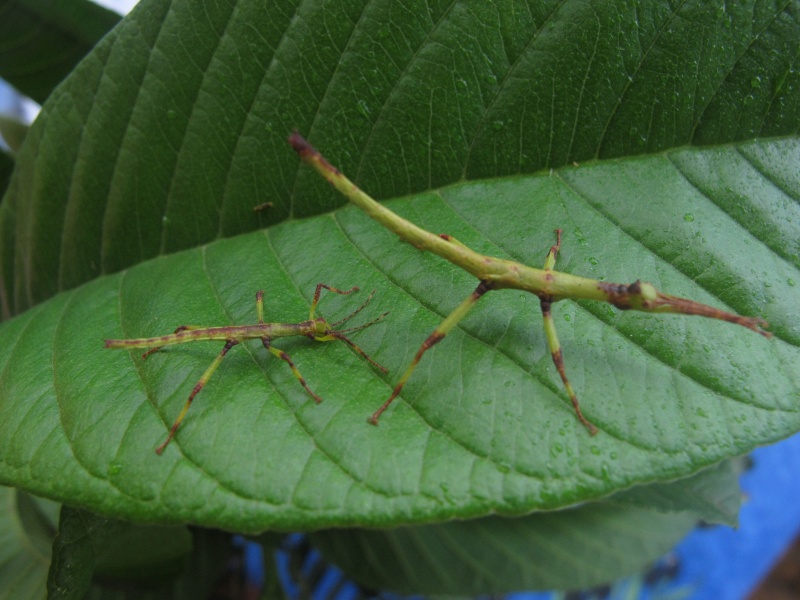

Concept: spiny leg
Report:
left=310, top=283, right=359, bottom=319
left=540, top=229, right=597, bottom=435
left=156, top=339, right=239, bottom=455
left=262, top=338, right=322, bottom=403
left=369, top=281, right=491, bottom=425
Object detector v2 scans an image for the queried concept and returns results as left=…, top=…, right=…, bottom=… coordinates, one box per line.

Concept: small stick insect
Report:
left=288, top=131, right=771, bottom=433
left=105, top=284, right=388, bottom=454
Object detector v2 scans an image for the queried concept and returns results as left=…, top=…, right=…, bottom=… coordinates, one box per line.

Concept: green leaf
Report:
left=0, top=148, right=12, bottom=197
left=0, top=139, right=797, bottom=533
left=47, top=509, right=125, bottom=600
left=310, top=463, right=736, bottom=594
left=312, top=502, right=696, bottom=595
left=48, top=508, right=229, bottom=600
left=0, top=0, right=121, bottom=103
left=608, top=459, right=742, bottom=527
left=0, top=115, right=27, bottom=155
left=0, top=485, right=57, bottom=599
left=3, top=0, right=799, bottom=312
left=1, top=2, right=799, bottom=592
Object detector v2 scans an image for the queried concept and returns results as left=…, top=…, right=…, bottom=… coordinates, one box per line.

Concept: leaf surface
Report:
left=0, top=140, right=796, bottom=532
left=0, top=0, right=121, bottom=103
left=312, top=502, right=696, bottom=594
left=47, top=508, right=229, bottom=599
left=2, top=0, right=799, bottom=313
left=0, top=486, right=56, bottom=600
left=310, top=462, right=738, bottom=594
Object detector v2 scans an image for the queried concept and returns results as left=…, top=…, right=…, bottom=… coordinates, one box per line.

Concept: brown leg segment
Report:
left=540, top=299, right=598, bottom=435
left=262, top=338, right=322, bottom=403
left=540, top=229, right=598, bottom=434
left=369, top=281, right=492, bottom=425
left=156, top=339, right=239, bottom=454
left=310, top=283, right=359, bottom=319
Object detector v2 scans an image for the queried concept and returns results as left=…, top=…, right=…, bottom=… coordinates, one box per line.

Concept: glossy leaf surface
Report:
left=0, top=139, right=797, bottom=532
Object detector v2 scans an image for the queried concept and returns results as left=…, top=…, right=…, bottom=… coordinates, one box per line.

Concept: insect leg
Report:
left=310, top=284, right=359, bottom=319
left=262, top=338, right=322, bottom=403
left=256, top=290, right=265, bottom=323
left=540, top=229, right=597, bottom=434
left=156, top=339, right=239, bottom=454
left=369, top=281, right=491, bottom=425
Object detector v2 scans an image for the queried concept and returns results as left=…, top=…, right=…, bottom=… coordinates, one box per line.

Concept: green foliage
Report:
left=47, top=507, right=231, bottom=600
left=0, top=0, right=121, bottom=104
left=311, top=461, right=740, bottom=593
left=0, top=486, right=57, bottom=598
left=0, top=149, right=12, bottom=196
left=0, top=0, right=798, bottom=596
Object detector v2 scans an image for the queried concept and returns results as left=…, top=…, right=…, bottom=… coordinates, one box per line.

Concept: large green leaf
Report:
left=0, top=2, right=799, bottom=591
left=47, top=508, right=231, bottom=599
left=0, top=139, right=796, bottom=532
left=0, top=0, right=121, bottom=103
left=0, top=149, right=12, bottom=197
left=310, top=461, right=739, bottom=594
left=2, top=0, right=799, bottom=314
left=312, top=503, right=696, bottom=595
left=0, top=486, right=58, bottom=600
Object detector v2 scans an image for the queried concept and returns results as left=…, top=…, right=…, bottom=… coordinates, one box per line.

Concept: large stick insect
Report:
left=106, top=284, right=388, bottom=454
left=288, top=132, right=771, bottom=433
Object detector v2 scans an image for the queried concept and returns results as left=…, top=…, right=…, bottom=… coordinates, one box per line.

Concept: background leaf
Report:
left=2, top=0, right=799, bottom=314
left=312, top=503, right=696, bottom=595
left=47, top=508, right=230, bottom=600
left=0, top=140, right=796, bottom=532
left=0, top=0, right=121, bottom=103
left=0, top=149, right=11, bottom=196
left=608, top=459, right=743, bottom=527
left=0, top=116, right=27, bottom=156
left=309, top=463, right=738, bottom=594
left=0, top=5, right=798, bottom=595
left=0, top=485, right=57, bottom=600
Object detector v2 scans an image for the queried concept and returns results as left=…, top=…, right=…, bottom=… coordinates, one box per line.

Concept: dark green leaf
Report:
left=309, top=462, right=736, bottom=594
left=92, top=525, right=192, bottom=585
left=608, top=460, right=742, bottom=527
left=0, top=115, right=27, bottom=155
left=311, top=501, right=696, bottom=594
left=86, top=528, right=233, bottom=600
left=47, top=507, right=210, bottom=600
left=47, top=508, right=124, bottom=600
left=0, top=486, right=56, bottom=599
left=2, top=0, right=799, bottom=312
left=0, top=140, right=796, bottom=532
left=0, top=0, right=121, bottom=103
left=0, top=147, right=12, bottom=197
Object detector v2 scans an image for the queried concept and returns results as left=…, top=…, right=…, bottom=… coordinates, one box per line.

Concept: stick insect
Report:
left=288, top=132, right=771, bottom=433
left=105, top=284, right=388, bottom=454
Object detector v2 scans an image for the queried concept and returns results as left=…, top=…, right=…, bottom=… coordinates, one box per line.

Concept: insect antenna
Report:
left=332, top=330, right=389, bottom=373
left=331, top=289, right=378, bottom=327
left=335, top=310, right=390, bottom=334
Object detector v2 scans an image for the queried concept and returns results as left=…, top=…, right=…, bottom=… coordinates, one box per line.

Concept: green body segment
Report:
left=105, top=284, right=387, bottom=454
left=289, top=131, right=770, bottom=430
left=105, top=320, right=319, bottom=350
